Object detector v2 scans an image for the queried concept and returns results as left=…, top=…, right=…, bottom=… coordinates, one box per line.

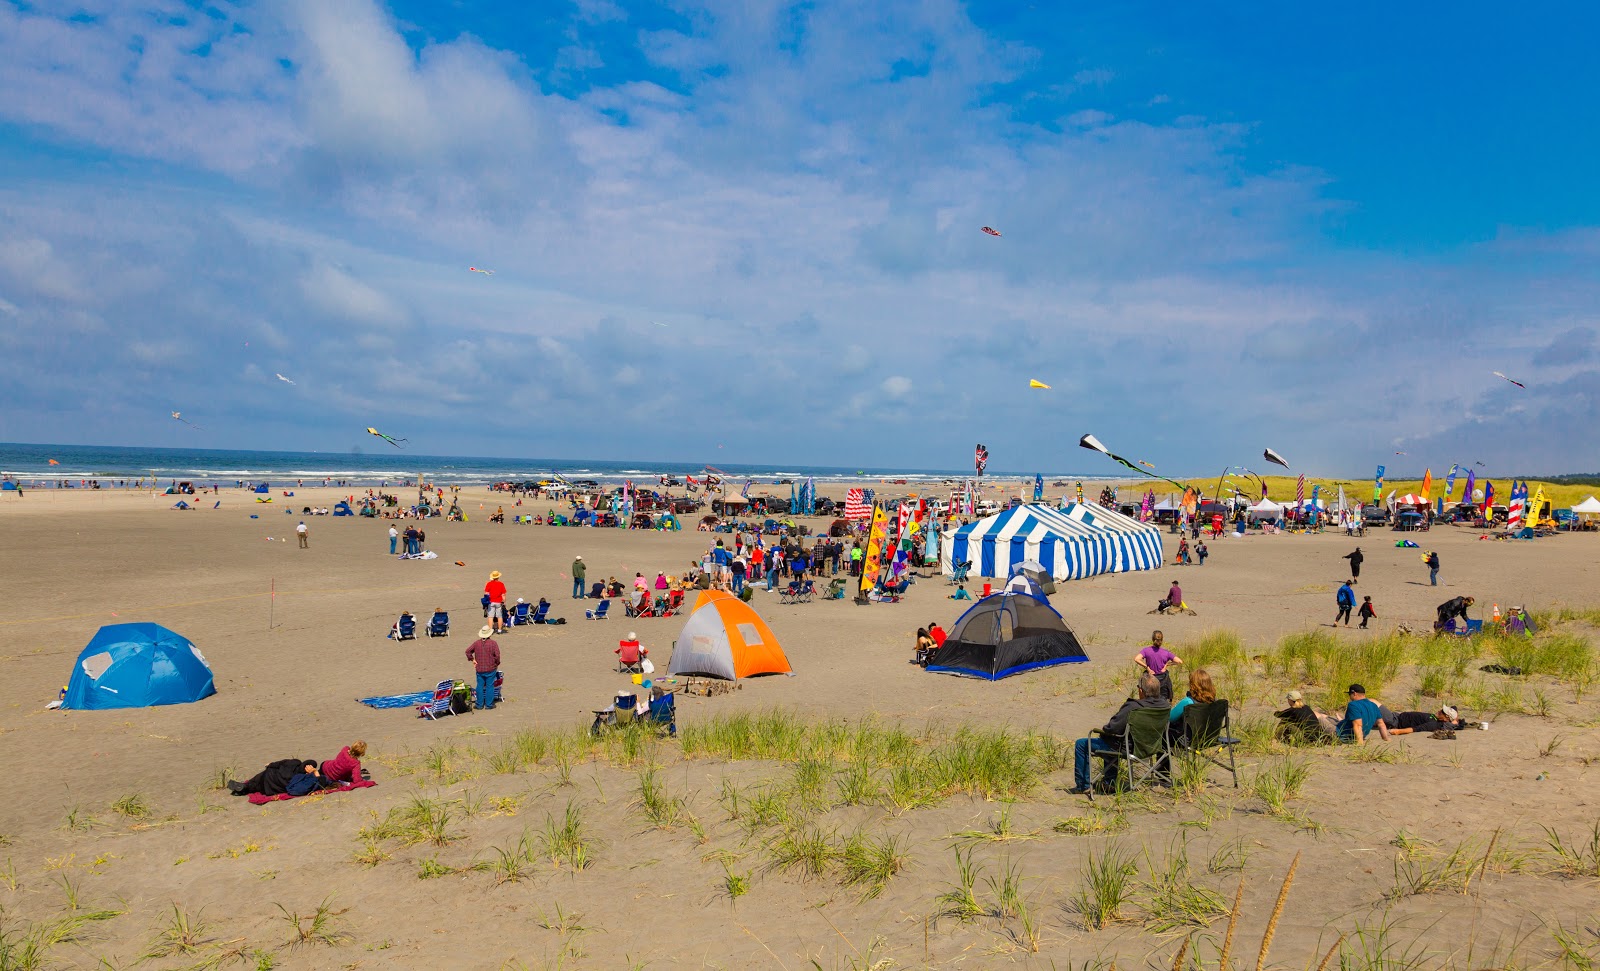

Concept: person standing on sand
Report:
left=1359, top=596, right=1376, bottom=629
left=1426, top=550, right=1441, bottom=586
left=1134, top=632, right=1182, bottom=700
left=571, top=556, right=586, bottom=599
left=389, top=525, right=398, bottom=554
left=1343, top=547, right=1363, bottom=583
left=485, top=571, right=508, bottom=633
left=466, top=627, right=501, bottom=710
left=297, top=521, right=309, bottom=548
left=1335, top=581, right=1355, bottom=626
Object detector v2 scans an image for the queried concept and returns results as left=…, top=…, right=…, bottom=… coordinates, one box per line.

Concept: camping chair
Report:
left=616, top=640, right=648, bottom=673
left=667, top=590, right=686, bottom=612
left=949, top=561, right=972, bottom=585
left=511, top=602, right=532, bottom=626
left=825, top=578, right=846, bottom=600
left=779, top=581, right=801, bottom=604
left=425, top=611, right=450, bottom=637
left=1088, top=707, right=1171, bottom=800
left=415, top=680, right=455, bottom=720
left=1454, top=619, right=1484, bottom=637
left=591, top=691, right=677, bottom=737
left=1173, top=700, right=1239, bottom=788
left=797, top=579, right=815, bottom=603
left=388, top=613, right=417, bottom=641
left=530, top=602, right=551, bottom=624
left=585, top=599, right=611, bottom=620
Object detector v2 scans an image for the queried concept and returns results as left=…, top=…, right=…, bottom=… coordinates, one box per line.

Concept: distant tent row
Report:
left=941, top=502, right=1163, bottom=581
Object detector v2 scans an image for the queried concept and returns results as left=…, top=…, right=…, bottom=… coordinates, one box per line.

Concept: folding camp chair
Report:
left=530, top=602, right=551, bottom=624
left=425, top=611, right=450, bottom=637
left=949, top=561, right=971, bottom=585
left=585, top=599, right=611, bottom=620
left=797, top=579, right=815, bottom=603
left=778, top=581, right=801, bottom=604
left=415, top=680, right=455, bottom=720
left=1455, top=619, right=1484, bottom=637
left=1088, top=706, right=1171, bottom=800
left=511, top=602, right=532, bottom=626
left=388, top=614, right=417, bottom=641
left=1173, top=699, right=1239, bottom=788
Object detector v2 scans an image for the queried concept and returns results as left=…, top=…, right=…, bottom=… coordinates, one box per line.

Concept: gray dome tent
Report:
left=926, top=591, right=1088, bottom=680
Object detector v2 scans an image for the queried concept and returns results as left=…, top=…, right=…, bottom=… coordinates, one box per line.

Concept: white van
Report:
left=975, top=499, right=1003, bottom=516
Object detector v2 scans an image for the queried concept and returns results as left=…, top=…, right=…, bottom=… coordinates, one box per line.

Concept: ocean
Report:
left=0, top=442, right=1106, bottom=488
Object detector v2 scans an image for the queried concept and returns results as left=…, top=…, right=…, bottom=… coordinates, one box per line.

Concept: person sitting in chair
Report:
left=615, top=633, right=649, bottom=672
left=1068, top=674, right=1168, bottom=795
left=1167, top=668, right=1215, bottom=741
left=912, top=628, right=937, bottom=666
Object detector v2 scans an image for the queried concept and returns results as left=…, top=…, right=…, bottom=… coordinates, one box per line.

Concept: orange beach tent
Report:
left=668, top=591, right=792, bottom=680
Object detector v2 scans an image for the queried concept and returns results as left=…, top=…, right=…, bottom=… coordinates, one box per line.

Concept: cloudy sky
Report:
left=2, top=1, right=1598, bottom=476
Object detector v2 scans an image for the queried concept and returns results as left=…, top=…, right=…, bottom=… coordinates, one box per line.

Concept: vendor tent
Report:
left=1570, top=496, right=1600, bottom=516
left=668, top=591, right=792, bottom=680
left=1394, top=494, right=1429, bottom=506
left=61, top=623, right=216, bottom=711
left=926, top=591, right=1089, bottom=680
left=940, top=503, right=1162, bottom=581
left=1248, top=499, right=1285, bottom=519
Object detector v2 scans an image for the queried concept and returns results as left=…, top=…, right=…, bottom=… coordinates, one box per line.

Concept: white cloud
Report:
left=881, top=376, right=913, bottom=397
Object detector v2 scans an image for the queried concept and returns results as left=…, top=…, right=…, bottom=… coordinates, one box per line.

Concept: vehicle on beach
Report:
left=1362, top=506, right=1390, bottom=526
left=976, top=500, right=1002, bottom=516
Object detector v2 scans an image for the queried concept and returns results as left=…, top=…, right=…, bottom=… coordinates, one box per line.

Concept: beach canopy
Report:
left=926, top=591, right=1088, bottom=680
left=1394, top=494, right=1429, bottom=506
left=61, top=623, right=216, bottom=711
left=1570, top=496, right=1600, bottom=516
left=940, top=502, right=1162, bottom=581
left=668, top=591, right=791, bottom=680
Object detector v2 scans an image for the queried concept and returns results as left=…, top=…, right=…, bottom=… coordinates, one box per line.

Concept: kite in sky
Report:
left=171, top=411, right=203, bottom=429
left=1029, top=379, right=1051, bottom=389
left=1137, top=460, right=1156, bottom=469
left=1078, top=434, right=1188, bottom=491
left=366, top=427, right=407, bottom=448
left=1395, top=451, right=1408, bottom=456
left=980, top=227, right=1002, bottom=237
left=1492, top=371, right=1526, bottom=389
left=468, top=266, right=494, bottom=276
left=275, top=373, right=295, bottom=385
left=1262, top=448, right=1290, bottom=470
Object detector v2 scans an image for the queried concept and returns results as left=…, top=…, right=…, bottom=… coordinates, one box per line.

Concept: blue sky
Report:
left=2, top=1, right=1598, bottom=476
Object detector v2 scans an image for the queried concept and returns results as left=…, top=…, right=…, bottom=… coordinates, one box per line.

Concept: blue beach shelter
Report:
left=61, top=624, right=217, bottom=710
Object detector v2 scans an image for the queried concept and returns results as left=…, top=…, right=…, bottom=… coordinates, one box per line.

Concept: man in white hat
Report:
left=466, top=626, right=501, bottom=710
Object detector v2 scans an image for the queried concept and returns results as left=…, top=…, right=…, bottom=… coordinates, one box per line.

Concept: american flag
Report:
left=844, top=488, right=869, bottom=520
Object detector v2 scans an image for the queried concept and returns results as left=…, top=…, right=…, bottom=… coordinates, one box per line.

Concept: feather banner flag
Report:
left=1374, top=465, right=1385, bottom=502
left=1033, top=474, right=1044, bottom=502
left=1295, top=474, right=1306, bottom=512
left=1462, top=469, right=1475, bottom=510
left=844, top=488, right=869, bottom=520
left=860, top=503, right=890, bottom=594
left=1507, top=481, right=1526, bottom=529
left=1482, top=481, right=1494, bottom=517
left=1420, top=469, right=1433, bottom=501
left=1444, top=464, right=1460, bottom=502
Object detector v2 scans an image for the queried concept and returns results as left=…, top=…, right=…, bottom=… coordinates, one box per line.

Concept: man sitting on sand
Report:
left=1156, top=580, right=1184, bottom=614
left=1336, top=684, right=1389, bottom=745
left=1068, top=674, right=1168, bottom=795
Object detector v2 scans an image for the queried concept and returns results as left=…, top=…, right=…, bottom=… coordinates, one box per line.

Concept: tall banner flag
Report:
left=1075, top=481, right=1084, bottom=505
left=1374, top=465, right=1385, bottom=502
left=1529, top=484, right=1547, bottom=524
left=803, top=477, right=816, bottom=515
left=1462, top=470, right=1475, bottom=510
left=844, top=488, right=869, bottom=520
left=1310, top=483, right=1321, bottom=521
left=1508, top=481, right=1526, bottom=529
left=860, top=504, right=890, bottom=593
left=789, top=481, right=798, bottom=515
left=1420, top=469, right=1433, bottom=501
left=741, top=479, right=752, bottom=498
left=1033, top=474, right=1044, bottom=502
left=1295, top=474, right=1306, bottom=514
left=1444, top=464, right=1460, bottom=501
left=1482, top=481, right=1495, bottom=517
left=974, top=444, right=989, bottom=477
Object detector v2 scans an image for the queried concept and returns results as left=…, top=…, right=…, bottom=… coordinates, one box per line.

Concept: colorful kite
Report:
left=1492, top=371, right=1526, bottom=389
left=980, top=227, right=1002, bottom=237
left=275, top=373, right=295, bottom=385
left=171, top=411, right=203, bottom=430
left=1262, top=448, right=1290, bottom=470
left=1078, top=434, right=1189, bottom=491
left=366, top=427, right=407, bottom=448
left=468, top=266, right=494, bottom=276
left=1029, top=379, right=1051, bottom=389
left=47, top=458, right=59, bottom=465
left=1137, top=460, right=1156, bottom=469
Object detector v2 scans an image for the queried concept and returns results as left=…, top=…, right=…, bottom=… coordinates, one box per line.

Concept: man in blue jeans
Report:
left=571, top=556, right=586, bottom=599
left=466, top=626, right=501, bottom=710
left=1068, top=675, right=1167, bottom=794
left=1426, top=550, right=1440, bottom=586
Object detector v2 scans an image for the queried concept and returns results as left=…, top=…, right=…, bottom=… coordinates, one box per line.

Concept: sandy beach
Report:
left=2, top=485, right=1598, bottom=969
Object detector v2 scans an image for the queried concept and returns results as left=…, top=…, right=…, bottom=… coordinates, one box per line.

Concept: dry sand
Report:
left=1, top=485, right=1598, bottom=969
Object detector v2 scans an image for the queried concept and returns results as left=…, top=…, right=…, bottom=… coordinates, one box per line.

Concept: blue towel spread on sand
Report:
left=357, top=690, right=435, bottom=709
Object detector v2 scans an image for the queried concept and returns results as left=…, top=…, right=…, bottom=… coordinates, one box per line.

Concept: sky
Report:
left=2, top=1, right=1599, bottom=477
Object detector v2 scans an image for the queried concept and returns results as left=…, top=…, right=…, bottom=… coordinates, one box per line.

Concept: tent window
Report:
left=81, top=652, right=114, bottom=680
left=736, top=623, right=762, bottom=645
left=189, top=646, right=210, bottom=667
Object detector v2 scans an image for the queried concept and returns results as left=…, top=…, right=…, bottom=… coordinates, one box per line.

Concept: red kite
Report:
left=980, top=227, right=1002, bottom=237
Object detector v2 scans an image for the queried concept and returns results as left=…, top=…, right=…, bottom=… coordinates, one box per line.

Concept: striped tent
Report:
left=940, top=503, right=1163, bottom=581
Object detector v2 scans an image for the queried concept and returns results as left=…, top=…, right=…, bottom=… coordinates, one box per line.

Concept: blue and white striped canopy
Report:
left=941, top=503, right=1164, bottom=581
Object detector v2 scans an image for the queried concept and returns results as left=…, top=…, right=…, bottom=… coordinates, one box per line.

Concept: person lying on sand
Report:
left=228, top=759, right=324, bottom=797
left=1380, top=705, right=1465, bottom=736
left=1274, top=690, right=1337, bottom=742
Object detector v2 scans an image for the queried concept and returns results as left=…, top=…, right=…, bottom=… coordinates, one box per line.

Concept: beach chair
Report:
left=511, top=602, right=532, bottom=626
left=949, top=561, right=971, bottom=585
left=480, top=594, right=492, bottom=617
left=1088, top=707, right=1171, bottom=800
left=1456, top=619, right=1485, bottom=637
left=388, top=613, right=417, bottom=641
left=425, top=611, right=450, bottom=637
left=1173, top=700, right=1239, bottom=788
left=416, top=680, right=455, bottom=720
left=530, top=602, right=551, bottom=624
left=585, top=599, right=611, bottom=620
left=778, top=581, right=801, bottom=604
left=797, top=579, right=816, bottom=603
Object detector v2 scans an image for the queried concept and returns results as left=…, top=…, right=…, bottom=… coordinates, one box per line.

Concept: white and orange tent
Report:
left=667, top=591, right=792, bottom=680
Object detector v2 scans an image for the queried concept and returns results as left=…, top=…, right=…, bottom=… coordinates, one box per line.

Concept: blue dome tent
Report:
left=61, top=624, right=217, bottom=710
left=926, top=591, right=1088, bottom=680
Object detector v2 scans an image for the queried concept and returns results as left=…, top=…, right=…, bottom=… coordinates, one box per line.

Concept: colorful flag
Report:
left=1075, top=481, right=1084, bottom=505
left=1461, top=470, right=1475, bottom=511
left=740, top=479, right=752, bottom=498
left=1310, top=483, right=1320, bottom=520
left=1033, top=474, right=1043, bottom=502
left=844, top=488, right=869, bottom=520
left=1420, top=469, right=1433, bottom=501
left=1295, top=474, right=1305, bottom=513
left=1482, top=481, right=1494, bottom=516
left=1373, top=465, right=1385, bottom=502
left=1444, top=464, right=1460, bottom=501
left=974, top=444, right=988, bottom=477
left=860, top=504, right=890, bottom=593
left=1529, top=484, right=1547, bottom=525
left=1507, top=481, right=1526, bottom=529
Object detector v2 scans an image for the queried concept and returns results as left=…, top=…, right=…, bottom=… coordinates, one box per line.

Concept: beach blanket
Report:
left=358, top=689, right=435, bottom=709
left=248, top=779, right=376, bottom=805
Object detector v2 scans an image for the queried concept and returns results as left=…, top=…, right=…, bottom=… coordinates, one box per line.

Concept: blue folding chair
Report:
left=585, top=599, right=611, bottom=620
left=388, top=613, right=417, bottom=641
left=530, top=602, right=551, bottom=624
left=425, top=611, right=450, bottom=637
left=511, top=602, right=532, bottom=626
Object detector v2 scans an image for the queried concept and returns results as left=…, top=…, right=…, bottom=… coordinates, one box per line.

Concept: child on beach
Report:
left=1359, top=596, right=1376, bottom=629
left=1196, top=540, right=1208, bottom=566
left=950, top=585, right=971, bottom=600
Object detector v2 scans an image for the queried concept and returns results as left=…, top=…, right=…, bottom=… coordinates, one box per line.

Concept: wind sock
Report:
left=1078, top=434, right=1189, bottom=492
left=1033, top=474, right=1044, bottom=502
left=1263, top=448, right=1290, bottom=470
left=1444, top=464, right=1460, bottom=501
left=860, top=503, right=889, bottom=594
left=1374, top=465, right=1386, bottom=502
left=1420, top=469, right=1433, bottom=501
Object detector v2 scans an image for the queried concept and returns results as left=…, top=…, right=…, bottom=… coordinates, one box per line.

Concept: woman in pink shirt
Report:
left=320, top=740, right=367, bottom=785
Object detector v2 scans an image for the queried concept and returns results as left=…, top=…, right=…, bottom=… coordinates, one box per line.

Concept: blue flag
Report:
left=1033, top=473, right=1043, bottom=502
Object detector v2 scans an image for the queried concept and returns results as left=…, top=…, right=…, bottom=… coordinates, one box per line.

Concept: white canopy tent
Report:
left=1248, top=499, right=1285, bottom=520
left=1571, top=496, right=1600, bottom=517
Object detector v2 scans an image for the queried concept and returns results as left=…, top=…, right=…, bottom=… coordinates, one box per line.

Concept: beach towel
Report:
left=358, top=689, right=436, bottom=709
left=248, top=779, right=376, bottom=805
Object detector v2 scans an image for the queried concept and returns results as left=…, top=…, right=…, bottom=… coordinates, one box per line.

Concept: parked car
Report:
left=1362, top=507, right=1389, bottom=526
